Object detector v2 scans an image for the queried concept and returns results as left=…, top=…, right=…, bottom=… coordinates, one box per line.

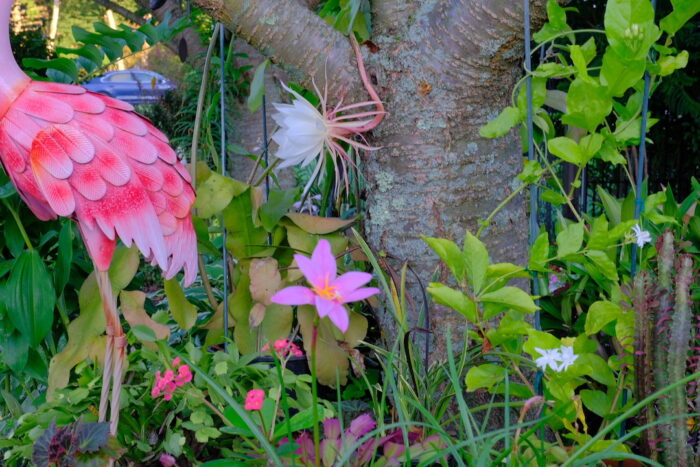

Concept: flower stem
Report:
left=311, top=320, right=321, bottom=467
left=3, top=199, right=33, bottom=251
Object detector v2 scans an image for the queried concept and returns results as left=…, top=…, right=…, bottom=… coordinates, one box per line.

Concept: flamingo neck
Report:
left=0, top=0, right=30, bottom=118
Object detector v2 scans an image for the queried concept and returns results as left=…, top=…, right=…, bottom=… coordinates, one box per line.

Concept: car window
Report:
left=104, top=72, right=134, bottom=82
left=133, top=72, right=154, bottom=83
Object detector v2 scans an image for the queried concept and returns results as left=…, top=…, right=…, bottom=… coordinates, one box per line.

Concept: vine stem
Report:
left=476, top=182, right=528, bottom=238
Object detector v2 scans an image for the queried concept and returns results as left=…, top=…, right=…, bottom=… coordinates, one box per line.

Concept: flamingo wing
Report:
left=0, top=81, right=198, bottom=285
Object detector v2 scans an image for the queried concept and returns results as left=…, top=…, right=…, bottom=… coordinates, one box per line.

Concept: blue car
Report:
left=82, top=70, right=176, bottom=105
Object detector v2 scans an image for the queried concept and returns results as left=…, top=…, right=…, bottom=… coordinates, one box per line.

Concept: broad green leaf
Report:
left=517, top=78, right=547, bottom=117
left=562, top=79, right=613, bottom=132
left=569, top=45, right=590, bottom=81
left=165, top=279, right=197, bottom=331
left=528, top=231, right=550, bottom=272
left=581, top=389, right=612, bottom=418
left=465, top=364, right=506, bottom=392
left=579, top=133, right=604, bottom=164
left=517, top=160, right=544, bottom=184
left=540, top=189, right=568, bottom=206
left=463, top=231, right=489, bottom=293
left=422, top=236, right=465, bottom=283
left=427, top=283, right=477, bottom=323
left=598, top=138, right=627, bottom=165
left=22, top=58, right=79, bottom=82
left=597, top=186, right=622, bottom=225
left=585, top=251, right=618, bottom=281
left=232, top=273, right=255, bottom=354
left=587, top=216, right=610, bottom=250
left=600, top=47, right=646, bottom=97
left=523, top=329, right=561, bottom=358
left=585, top=300, right=622, bottom=335
left=653, top=50, right=689, bottom=76
left=533, top=0, right=573, bottom=43
left=223, top=190, right=270, bottom=258
left=6, top=250, right=55, bottom=347
left=556, top=222, right=584, bottom=257
left=259, top=188, right=300, bottom=232
left=605, top=0, right=660, bottom=60
left=660, top=0, right=700, bottom=35
left=298, top=305, right=352, bottom=386
left=247, top=60, right=269, bottom=112
left=480, top=287, right=538, bottom=313
left=548, top=136, right=582, bottom=165
left=479, top=106, right=520, bottom=138
left=194, top=170, right=248, bottom=218
left=578, top=354, right=616, bottom=386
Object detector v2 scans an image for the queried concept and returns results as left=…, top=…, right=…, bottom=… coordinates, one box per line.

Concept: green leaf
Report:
left=480, top=287, right=538, bottom=313
left=585, top=300, right=622, bottom=335
left=600, top=47, right=646, bottom=97
left=580, top=389, right=612, bottom=418
left=660, top=0, right=700, bottom=35
left=562, top=79, right=613, bottom=132
left=422, top=236, right=465, bottom=283
left=247, top=60, right=269, bottom=112
left=465, top=364, right=506, bottom=392
left=585, top=251, right=618, bottom=281
left=517, top=160, right=544, bottom=184
left=6, top=250, right=55, bottom=347
left=597, top=186, right=622, bottom=225
left=165, top=279, right=197, bottom=331
left=22, top=58, right=79, bottom=83
left=548, top=136, right=582, bottom=165
left=570, top=45, right=590, bottom=81
left=54, top=221, right=73, bottom=295
left=653, top=50, right=689, bottom=76
left=194, top=170, right=248, bottom=218
left=604, top=0, right=660, bottom=61
left=480, top=107, right=521, bottom=138
left=427, top=283, right=477, bottom=323
left=556, top=222, right=584, bottom=257
left=131, top=324, right=157, bottom=342
left=598, top=138, right=627, bottom=165
left=578, top=354, right=616, bottom=386
left=541, top=189, right=568, bottom=206
left=579, top=133, right=604, bottom=164
left=223, top=190, right=270, bottom=258
left=75, top=422, right=110, bottom=453
left=533, top=0, right=573, bottom=43
left=463, top=231, right=489, bottom=293
left=528, top=231, right=550, bottom=272
left=517, top=78, right=547, bottom=117
left=259, top=188, right=300, bottom=232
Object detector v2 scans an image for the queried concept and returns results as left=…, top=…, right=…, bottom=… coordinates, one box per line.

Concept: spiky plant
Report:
left=633, top=229, right=697, bottom=466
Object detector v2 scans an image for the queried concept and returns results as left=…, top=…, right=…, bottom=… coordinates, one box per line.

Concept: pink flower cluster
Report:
left=261, top=339, right=304, bottom=358
left=245, top=389, right=265, bottom=411
left=151, top=358, right=192, bottom=401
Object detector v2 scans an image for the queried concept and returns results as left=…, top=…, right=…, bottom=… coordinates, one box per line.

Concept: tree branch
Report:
left=93, top=0, right=147, bottom=25
left=191, top=0, right=363, bottom=100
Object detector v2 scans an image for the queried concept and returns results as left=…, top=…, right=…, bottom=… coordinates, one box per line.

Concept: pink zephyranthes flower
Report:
left=270, top=239, right=379, bottom=333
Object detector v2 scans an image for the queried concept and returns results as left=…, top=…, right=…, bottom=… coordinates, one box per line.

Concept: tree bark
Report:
left=192, top=0, right=546, bottom=361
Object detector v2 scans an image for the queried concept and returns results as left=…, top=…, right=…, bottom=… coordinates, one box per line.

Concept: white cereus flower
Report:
left=270, top=37, right=384, bottom=197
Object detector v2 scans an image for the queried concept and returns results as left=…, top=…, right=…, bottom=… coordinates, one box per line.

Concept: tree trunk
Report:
left=192, top=0, right=546, bottom=361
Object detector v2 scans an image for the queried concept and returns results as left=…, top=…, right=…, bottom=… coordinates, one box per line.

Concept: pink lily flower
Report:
left=271, top=239, right=379, bottom=333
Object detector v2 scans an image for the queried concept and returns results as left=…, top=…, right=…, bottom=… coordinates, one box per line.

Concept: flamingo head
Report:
left=0, top=0, right=31, bottom=118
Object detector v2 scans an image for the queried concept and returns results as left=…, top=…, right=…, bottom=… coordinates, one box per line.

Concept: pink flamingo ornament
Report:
left=0, top=0, right=197, bottom=435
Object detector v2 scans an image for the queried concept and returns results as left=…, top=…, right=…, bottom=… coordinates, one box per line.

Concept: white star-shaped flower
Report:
left=556, top=346, right=578, bottom=371
left=632, top=224, right=652, bottom=248
left=534, top=347, right=562, bottom=371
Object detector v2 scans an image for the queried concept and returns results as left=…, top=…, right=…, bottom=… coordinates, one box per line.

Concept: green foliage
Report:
left=23, top=13, right=189, bottom=83
left=318, top=0, right=372, bottom=41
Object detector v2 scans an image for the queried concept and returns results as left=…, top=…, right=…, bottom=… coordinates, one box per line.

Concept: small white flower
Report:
left=534, top=347, right=562, bottom=371
left=632, top=224, right=652, bottom=248
left=556, top=346, right=578, bottom=371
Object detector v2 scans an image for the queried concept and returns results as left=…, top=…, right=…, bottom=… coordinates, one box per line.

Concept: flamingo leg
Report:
left=96, top=269, right=125, bottom=437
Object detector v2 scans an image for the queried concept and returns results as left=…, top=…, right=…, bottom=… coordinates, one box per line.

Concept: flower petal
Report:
left=314, top=296, right=349, bottom=332
left=342, top=286, right=380, bottom=303
left=295, top=254, right=325, bottom=287
left=333, top=271, right=373, bottom=296
left=271, top=286, right=315, bottom=305
left=311, top=239, right=337, bottom=282
left=314, top=295, right=334, bottom=318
